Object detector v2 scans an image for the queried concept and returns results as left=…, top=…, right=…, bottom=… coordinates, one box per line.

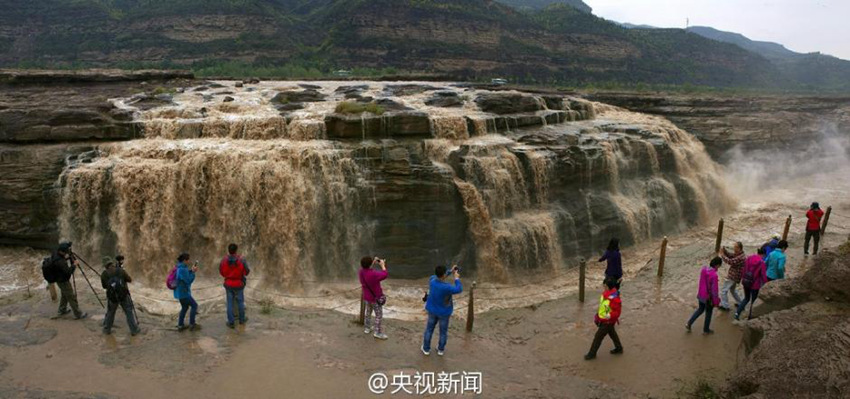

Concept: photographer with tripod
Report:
left=101, top=257, right=141, bottom=336
left=43, top=242, right=88, bottom=320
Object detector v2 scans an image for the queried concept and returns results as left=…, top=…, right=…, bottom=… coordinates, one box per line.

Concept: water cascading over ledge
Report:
left=58, top=81, right=736, bottom=286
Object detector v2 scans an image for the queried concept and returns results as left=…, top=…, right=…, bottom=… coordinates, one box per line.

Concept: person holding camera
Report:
left=44, top=242, right=87, bottom=320
left=174, top=253, right=200, bottom=331
left=220, top=244, right=250, bottom=328
left=359, top=256, right=389, bottom=340
left=585, top=277, right=623, bottom=360
left=101, top=256, right=140, bottom=336
left=421, top=265, right=462, bottom=356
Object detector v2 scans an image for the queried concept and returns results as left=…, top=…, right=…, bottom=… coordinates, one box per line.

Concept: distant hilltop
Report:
left=0, top=0, right=848, bottom=91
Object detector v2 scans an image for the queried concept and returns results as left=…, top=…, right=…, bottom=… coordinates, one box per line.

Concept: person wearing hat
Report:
left=761, top=233, right=781, bottom=261
left=46, top=242, right=87, bottom=319
left=100, top=256, right=140, bottom=336
left=804, top=202, right=825, bottom=256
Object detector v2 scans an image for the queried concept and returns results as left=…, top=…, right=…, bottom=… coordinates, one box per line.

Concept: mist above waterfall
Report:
left=723, top=122, right=850, bottom=198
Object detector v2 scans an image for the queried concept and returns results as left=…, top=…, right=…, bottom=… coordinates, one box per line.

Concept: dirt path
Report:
left=1, top=169, right=849, bottom=398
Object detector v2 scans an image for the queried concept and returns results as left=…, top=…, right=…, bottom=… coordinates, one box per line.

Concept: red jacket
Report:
left=219, top=255, right=249, bottom=288
left=806, top=209, right=824, bottom=231
left=594, top=288, right=622, bottom=325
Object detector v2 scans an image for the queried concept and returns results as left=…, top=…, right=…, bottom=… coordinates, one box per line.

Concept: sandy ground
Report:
left=1, top=166, right=849, bottom=398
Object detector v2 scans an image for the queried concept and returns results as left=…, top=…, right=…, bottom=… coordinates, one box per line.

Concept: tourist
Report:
left=761, top=233, right=781, bottom=261
left=766, top=240, right=789, bottom=282
left=101, top=256, right=140, bottom=336
left=359, top=256, right=389, bottom=340
left=718, top=242, right=745, bottom=311
left=43, top=242, right=87, bottom=320
left=219, top=244, right=250, bottom=328
left=804, top=202, right=825, bottom=256
left=735, top=248, right=768, bottom=320
left=598, top=238, right=623, bottom=288
left=174, top=253, right=200, bottom=331
left=584, top=278, right=623, bottom=360
left=421, top=265, right=462, bottom=356
left=686, top=257, right=722, bottom=334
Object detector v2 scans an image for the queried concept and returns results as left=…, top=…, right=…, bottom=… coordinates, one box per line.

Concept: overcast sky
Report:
left=584, top=0, right=850, bottom=60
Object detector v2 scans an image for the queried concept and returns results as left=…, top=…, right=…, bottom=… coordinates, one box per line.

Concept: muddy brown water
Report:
left=1, top=166, right=849, bottom=397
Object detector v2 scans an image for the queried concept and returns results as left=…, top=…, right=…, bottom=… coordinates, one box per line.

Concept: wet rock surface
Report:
left=475, top=92, right=546, bottom=114
left=586, top=92, right=850, bottom=158
left=0, top=317, right=57, bottom=346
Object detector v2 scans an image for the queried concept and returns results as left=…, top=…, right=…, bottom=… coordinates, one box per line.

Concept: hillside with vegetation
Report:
left=0, top=0, right=844, bottom=90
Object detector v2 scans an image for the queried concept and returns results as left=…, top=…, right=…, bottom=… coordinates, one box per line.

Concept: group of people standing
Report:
left=358, top=256, right=464, bottom=356
left=686, top=201, right=825, bottom=334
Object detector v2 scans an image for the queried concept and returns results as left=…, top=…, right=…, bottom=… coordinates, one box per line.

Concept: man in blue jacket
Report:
left=421, top=265, right=462, bottom=357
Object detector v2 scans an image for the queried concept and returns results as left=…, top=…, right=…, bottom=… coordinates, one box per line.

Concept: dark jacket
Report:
left=49, top=252, right=76, bottom=283
left=100, top=267, right=132, bottom=289
left=599, top=250, right=623, bottom=280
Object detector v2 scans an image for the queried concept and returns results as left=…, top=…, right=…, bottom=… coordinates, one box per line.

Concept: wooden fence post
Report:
left=715, top=218, right=724, bottom=253
left=782, top=215, right=792, bottom=241
left=358, top=297, right=366, bottom=326
left=466, top=281, right=477, bottom=332
left=658, top=236, right=668, bottom=277
left=579, top=258, right=586, bottom=303
left=821, top=206, right=832, bottom=235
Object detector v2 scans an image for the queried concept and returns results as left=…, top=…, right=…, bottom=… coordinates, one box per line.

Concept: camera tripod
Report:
left=68, top=251, right=105, bottom=309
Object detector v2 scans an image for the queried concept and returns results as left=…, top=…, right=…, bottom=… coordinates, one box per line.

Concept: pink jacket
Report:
left=697, top=266, right=720, bottom=306
left=742, top=254, right=768, bottom=291
left=359, top=268, right=388, bottom=303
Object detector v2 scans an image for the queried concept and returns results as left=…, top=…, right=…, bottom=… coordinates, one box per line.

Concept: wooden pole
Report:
left=821, top=206, right=832, bottom=235
left=466, top=281, right=477, bottom=332
left=579, top=258, right=586, bottom=303
left=782, top=215, right=792, bottom=241
left=715, top=218, right=724, bottom=254
left=358, top=297, right=365, bottom=326
left=658, top=236, right=668, bottom=277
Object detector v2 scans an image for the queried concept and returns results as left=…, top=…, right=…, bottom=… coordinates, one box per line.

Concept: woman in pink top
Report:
left=686, top=257, right=722, bottom=334
left=735, top=248, right=768, bottom=320
left=359, top=256, right=389, bottom=340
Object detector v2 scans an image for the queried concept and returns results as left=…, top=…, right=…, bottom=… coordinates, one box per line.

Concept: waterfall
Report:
left=57, top=81, right=736, bottom=285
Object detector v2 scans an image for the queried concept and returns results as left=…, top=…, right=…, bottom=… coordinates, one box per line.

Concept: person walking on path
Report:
left=735, top=248, right=768, bottom=320
left=718, top=242, right=746, bottom=311
left=422, top=265, right=462, bottom=357
left=686, top=257, right=722, bottom=335
left=219, top=243, right=250, bottom=328
left=766, top=240, right=789, bottom=282
left=101, top=257, right=140, bottom=336
left=804, top=202, right=825, bottom=256
left=598, top=238, right=623, bottom=288
left=584, top=278, right=623, bottom=360
left=359, top=256, right=389, bottom=340
left=174, top=253, right=200, bottom=331
left=45, top=242, right=87, bottom=320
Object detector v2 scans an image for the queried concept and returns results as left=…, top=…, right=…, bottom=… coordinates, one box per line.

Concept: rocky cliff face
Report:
left=585, top=92, right=850, bottom=160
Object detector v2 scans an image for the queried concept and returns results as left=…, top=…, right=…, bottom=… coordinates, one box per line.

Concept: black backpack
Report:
left=42, top=257, right=62, bottom=283
left=106, top=272, right=129, bottom=302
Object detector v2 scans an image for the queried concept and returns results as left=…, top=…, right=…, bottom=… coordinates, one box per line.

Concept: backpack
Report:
left=41, top=256, right=62, bottom=283
left=105, top=272, right=129, bottom=302
left=166, top=266, right=178, bottom=290
left=741, top=266, right=756, bottom=289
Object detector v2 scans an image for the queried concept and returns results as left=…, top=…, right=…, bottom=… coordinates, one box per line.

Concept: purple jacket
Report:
left=697, top=266, right=720, bottom=306
left=359, top=268, right=388, bottom=303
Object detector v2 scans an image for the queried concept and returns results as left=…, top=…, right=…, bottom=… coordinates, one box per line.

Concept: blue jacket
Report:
left=425, top=275, right=463, bottom=317
left=174, top=261, right=196, bottom=300
left=766, top=249, right=786, bottom=280
left=763, top=239, right=779, bottom=261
